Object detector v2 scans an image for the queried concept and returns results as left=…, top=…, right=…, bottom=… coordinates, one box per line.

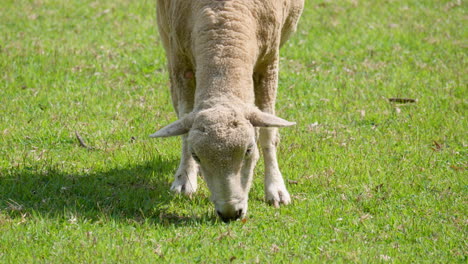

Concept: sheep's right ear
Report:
left=149, top=115, right=193, bottom=138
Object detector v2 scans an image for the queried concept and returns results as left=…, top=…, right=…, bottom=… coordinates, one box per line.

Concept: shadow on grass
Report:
left=0, top=156, right=218, bottom=226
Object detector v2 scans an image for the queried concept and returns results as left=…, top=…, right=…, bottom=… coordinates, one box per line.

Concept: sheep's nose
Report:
left=217, top=209, right=243, bottom=223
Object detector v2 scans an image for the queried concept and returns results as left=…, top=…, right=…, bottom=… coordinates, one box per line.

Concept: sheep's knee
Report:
left=259, top=127, right=279, bottom=149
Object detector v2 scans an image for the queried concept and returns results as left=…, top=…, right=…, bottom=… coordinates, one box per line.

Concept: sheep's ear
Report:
left=149, top=115, right=193, bottom=138
left=247, top=110, right=296, bottom=127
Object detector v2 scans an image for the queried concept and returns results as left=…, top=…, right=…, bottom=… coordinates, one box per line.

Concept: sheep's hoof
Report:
left=265, top=184, right=291, bottom=207
left=170, top=174, right=197, bottom=196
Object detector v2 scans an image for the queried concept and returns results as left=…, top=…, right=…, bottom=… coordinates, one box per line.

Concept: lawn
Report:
left=0, top=0, right=466, bottom=262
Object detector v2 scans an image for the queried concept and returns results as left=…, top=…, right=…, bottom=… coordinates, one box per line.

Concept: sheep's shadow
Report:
left=0, top=157, right=217, bottom=226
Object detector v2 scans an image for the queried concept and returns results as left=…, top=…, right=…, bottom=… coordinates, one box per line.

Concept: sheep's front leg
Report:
left=254, top=58, right=291, bottom=207
left=168, top=62, right=198, bottom=195
left=259, top=128, right=291, bottom=207
left=171, top=134, right=198, bottom=195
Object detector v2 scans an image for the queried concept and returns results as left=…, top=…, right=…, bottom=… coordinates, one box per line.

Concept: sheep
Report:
left=151, top=0, right=304, bottom=222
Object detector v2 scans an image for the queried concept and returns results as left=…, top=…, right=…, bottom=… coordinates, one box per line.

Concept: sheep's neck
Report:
left=194, top=64, right=255, bottom=109
left=192, top=2, right=258, bottom=109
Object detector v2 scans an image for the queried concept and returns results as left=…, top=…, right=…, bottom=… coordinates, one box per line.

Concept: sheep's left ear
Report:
left=149, top=114, right=194, bottom=138
left=247, top=109, right=296, bottom=127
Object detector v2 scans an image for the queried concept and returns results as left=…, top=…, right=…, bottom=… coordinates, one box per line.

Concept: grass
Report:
left=0, top=0, right=466, bottom=262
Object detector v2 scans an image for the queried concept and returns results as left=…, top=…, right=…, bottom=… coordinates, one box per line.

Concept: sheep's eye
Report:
left=191, top=153, right=200, bottom=163
left=245, top=146, right=253, bottom=156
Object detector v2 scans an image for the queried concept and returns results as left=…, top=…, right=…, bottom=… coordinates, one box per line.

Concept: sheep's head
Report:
left=150, top=105, right=294, bottom=222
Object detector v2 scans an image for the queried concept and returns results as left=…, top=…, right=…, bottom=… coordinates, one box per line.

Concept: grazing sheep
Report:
left=152, top=0, right=304, bottom=222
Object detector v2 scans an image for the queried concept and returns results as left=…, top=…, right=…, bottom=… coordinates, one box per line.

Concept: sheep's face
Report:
left=188, top=108, right=259, bottom=222
left=150, top=105, right=294, bottom=222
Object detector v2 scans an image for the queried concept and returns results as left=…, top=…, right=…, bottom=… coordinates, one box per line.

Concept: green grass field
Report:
left=1, top=0, right=466, bottom=262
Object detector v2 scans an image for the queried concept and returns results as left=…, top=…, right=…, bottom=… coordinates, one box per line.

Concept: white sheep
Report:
left=151, top=0, right=304, bottom=222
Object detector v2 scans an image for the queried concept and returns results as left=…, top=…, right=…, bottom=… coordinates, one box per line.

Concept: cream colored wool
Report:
left=152, top=0, right=304, bottom=221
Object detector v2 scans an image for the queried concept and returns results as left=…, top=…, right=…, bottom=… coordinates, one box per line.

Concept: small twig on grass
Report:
left=288, top=180, right=299, bottom=185
left=75, top=131, right=93, bottom=150
left=388, top=98, right=417, bottom=103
